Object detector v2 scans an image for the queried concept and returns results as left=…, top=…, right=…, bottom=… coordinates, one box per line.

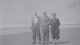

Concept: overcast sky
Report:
left=0, top=0, right=80, bottom=25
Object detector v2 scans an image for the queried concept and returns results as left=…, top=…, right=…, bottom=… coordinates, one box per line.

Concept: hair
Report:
left=43, top=11, right=47, bottom=15
left=51, top=12, right=56, bottom=16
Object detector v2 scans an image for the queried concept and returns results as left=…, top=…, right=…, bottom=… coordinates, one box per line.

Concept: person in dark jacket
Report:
left=31, top=12, right=41, bottom=44
left=49, top=13, right=60, bottom=44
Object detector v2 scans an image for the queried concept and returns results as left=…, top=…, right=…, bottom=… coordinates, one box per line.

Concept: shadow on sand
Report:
left=49, top=41, right=70, bottom=44
left=36, top=41, right=70, bottom=45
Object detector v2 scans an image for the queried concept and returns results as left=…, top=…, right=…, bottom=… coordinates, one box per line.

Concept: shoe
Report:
left=38, top=41, right=41, bottom=44
left=54, top=42, right=56, bottom=44
left=32, top=42, right=36, bottom=44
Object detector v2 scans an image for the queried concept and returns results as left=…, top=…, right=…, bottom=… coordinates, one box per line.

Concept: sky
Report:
left=0, top=0, right=80, bottom=25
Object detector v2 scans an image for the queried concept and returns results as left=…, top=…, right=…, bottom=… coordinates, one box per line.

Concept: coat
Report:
left=40, top=16, right=50, bottom=43
left=40, top=16, right=50, bottom=32
left=49, top=18, right=60, bottom=39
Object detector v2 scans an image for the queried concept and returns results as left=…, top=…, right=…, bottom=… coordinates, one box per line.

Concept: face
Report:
left=43, top=12, right=47, bottom=15
left=35, top=13, right=39, bottom=18
left=51, top=13, right=56, bottom=19
left=35, top=12, right=37, bottom=16
left=53, top=15, right=56, bottom=18
left=43, top=12, right=48, bottom=17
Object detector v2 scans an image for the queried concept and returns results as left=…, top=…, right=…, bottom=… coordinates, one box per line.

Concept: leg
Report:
left=36, top=28, right=41, bottom=44
left=54, top=39, right=59, bottom=45
left=41, top=30, right=45, bottom=45
left=45, top=30, right=49, bottom=45
left=51, top=28, right=54, bottom=39
left=32, top=28, right=36, bottom=44
left=55, top=29, right=60, bottom=44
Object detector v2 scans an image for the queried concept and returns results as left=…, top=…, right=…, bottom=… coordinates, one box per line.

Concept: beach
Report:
left=0, top=26, right=80, bottom=45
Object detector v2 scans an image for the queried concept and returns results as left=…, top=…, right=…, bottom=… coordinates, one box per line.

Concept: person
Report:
left=31, top=12, right=41, bottom=44
left=40, top=12, right=50, bottom=45
left=49, top=13, right=60, bottom=44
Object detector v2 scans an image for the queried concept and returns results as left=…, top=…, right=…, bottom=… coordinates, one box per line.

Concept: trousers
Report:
left=40, top=25, right=49, bottom=45
left=32, top=24, right=41, bottom=42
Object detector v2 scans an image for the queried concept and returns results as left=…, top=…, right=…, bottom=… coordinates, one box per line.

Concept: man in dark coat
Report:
left=31, top=12, right=41, bottom=44
left=40, top=12, right=50, bottom=45
left=49, top=13, right=60, bottom=44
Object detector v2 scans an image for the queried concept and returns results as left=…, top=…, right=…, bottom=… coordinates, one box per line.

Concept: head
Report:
left=34, top=12, right=37, bottom=16
left=51, top=12, right=56, bottom=19
left=34, top=12, right=39, bottom=18
left=43, top=11, right=48, bottom=17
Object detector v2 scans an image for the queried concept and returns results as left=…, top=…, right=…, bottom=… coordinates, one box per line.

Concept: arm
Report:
left=56, top=18, right=60, bottom=27
left=31, top=17, right=34, bottom=30
left=47, top=17, right=52, bottom=26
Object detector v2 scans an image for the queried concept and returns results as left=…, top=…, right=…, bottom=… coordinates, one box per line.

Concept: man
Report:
left=49, top=13, right=60, bottom=44
left=31, top=12, right=41, bottom=44
left=40, top=12, right=50, bottom=45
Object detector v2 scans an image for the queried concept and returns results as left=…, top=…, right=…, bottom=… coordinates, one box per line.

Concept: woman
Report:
left=49, top=13, right=60, bottom=44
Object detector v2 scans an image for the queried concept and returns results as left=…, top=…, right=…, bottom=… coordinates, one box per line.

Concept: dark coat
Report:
left=49, top=18, right=60, bottom=39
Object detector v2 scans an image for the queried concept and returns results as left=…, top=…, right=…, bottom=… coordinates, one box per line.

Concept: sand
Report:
left=0, top=27, right=80, bottom=45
